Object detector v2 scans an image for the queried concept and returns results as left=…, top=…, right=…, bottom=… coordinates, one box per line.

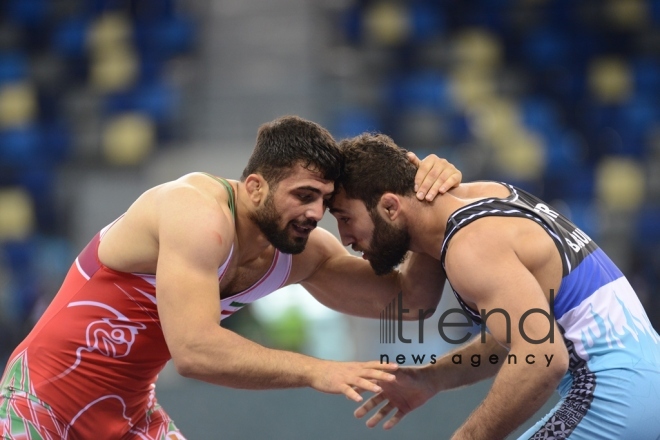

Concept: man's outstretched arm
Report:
left=155, top=184, right=396, bottom=401
left=298, top=229, right=445, bottom=319
left=354, top=332, right=506, bottom=429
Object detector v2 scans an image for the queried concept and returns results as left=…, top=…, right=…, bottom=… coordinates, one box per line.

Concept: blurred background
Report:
left=1, top=0, right=659, bottom=438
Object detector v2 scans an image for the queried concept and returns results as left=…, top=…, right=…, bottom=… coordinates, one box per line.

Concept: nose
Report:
left=337, top=223, right=353, bottom=247
left=306, top=199, right=325, bottom=222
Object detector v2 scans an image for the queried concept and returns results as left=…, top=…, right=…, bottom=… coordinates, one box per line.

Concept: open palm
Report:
left=354, top=366, right=438, bottom=430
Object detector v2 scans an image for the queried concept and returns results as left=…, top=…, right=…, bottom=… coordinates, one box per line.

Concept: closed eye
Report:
left=296, top=193, right=315, bottom=203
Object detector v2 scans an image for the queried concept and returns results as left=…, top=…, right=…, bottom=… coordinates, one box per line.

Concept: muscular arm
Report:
left=298, top=228, right=400, bottom=317
left=155, top=185, right=395, bottom=399
left=299, top=229, right=442, bottom=319
left=398, top=252, right=446, bottom=316
left=444, top=225, right=569, bottom=440
left=424, top=332, right=506, bottom=391
left=354, top=332, right=506, bottom=429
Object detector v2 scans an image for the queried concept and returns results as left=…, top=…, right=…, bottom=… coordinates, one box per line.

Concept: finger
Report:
left=420, top=165, right=446, bottom=201
left=349, top=382, right=372, bottom=397
left=416, top=159, right=448, bottom=200
left=353, top=378, right=383, bottom=394
left=424, top=165, right=462, bottom=199
left=406, top=151, right=421, bottom=167
left=424, top=179, right=444, bottom=201
left=416, top=170, right=435, bottom=200
left=435, top=167, right=457, bottom=191
left=437, top=171, right=462, bottom=194
left=413, top=155, right=437, bottom=194
left=354, top=394, right=385, bottom=418
left=362, top=360, right=398, bottom=371
left=359, top=369, right=396, bottom=383
left=366, top=402, right=395, bottom=428
left=342, top=384, right=364, bottom=403
left=383, top=409, right=407, bottom=430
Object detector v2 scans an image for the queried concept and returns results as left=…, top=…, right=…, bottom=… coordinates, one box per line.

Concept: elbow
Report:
left=168, top=330, right=229, bottom=379
left=169, top=339, right=209, bottom=378
left=171, top=351, right=198, bottom=378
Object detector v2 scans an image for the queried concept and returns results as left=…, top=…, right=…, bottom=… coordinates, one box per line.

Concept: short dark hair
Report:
left=241, top=115, right=342, bottom=185
left=336, top=133, right=416, bottom=210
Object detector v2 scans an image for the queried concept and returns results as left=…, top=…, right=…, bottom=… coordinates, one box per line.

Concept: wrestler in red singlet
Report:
left=0, top=177, right=292, bottom=439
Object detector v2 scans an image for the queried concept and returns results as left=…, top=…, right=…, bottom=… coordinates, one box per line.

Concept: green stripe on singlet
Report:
left=201, top=173, right=236, bottom=219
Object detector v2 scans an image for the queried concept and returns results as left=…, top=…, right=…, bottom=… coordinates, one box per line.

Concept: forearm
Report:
left=398, top=252, right=444, bottom=313
left=174, top=326, right=320, bottom=390
left=451, top=353, right=564, bottom=440
left=301, top=258, right=401, bottom=319
left=423, top=334, right=506, bottom=392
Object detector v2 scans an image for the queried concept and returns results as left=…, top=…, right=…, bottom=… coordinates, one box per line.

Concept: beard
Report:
left=366, top=210, right=411, bottom=276
left=249, top=192, right=314, bottom=255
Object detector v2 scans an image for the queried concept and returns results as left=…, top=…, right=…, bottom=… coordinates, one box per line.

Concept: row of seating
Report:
left=0, top=1, right=196, bottom=362
left=327, top=0, right=660, bottom=324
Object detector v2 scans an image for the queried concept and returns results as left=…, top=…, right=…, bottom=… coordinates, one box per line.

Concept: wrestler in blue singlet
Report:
left=440, top=182, right=660, bottom=439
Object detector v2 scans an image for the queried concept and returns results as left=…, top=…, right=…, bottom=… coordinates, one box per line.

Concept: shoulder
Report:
left=448, top=216, right=511, bottom=252
left=160, top=173, right=233, bottom=203
left=154, top=173, right=233, bottom=220
left=153, top=174, right=236, bottom=257
left=444, top=217, right=518, bottom=292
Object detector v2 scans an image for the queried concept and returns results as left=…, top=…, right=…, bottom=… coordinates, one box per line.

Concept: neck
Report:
left=233, top=182, right=276, bottom=264
left=405, top=193, right=464, bottom=258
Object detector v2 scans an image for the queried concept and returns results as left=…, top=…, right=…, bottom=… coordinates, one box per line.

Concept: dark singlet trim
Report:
left=201, top=172, right=236, bottom=218
left=529, top=326, right=595, bottom=439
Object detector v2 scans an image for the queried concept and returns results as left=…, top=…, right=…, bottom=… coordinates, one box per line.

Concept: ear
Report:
left=245, top=174, right=268, bottom=204
left=378, top=193, right=402, bottom=221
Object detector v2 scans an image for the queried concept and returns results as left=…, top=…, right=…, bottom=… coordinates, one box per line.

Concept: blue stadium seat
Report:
left=0, top=52, right=28, bottom=84
left=104, top=81, right=178, bottom=125
left=618, top=97, right=659, bottom=157
left=39, top=121, right=71, bottom=164
left=635, top=207, right=660, bottom=249
left=0, top=126, right=41, bottom=167
left=386, top=71, right=452, bottom=112
left=134, top=15, right=195, bottom=59
left=633, top=57, right=660, bottom=97
left=520, top=97, right=562, bottom=139
left=7, top=0, right=49, bottom=27
left=523, top=28, right=571, bottom=72
left=0, top=226, right=67, bottom=324
left=409, top=3, right=445, bottom=41
left=53, top=17, right=90, bottom=58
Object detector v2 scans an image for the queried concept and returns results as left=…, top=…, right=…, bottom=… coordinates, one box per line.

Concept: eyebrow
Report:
left=294, top=186, right=323, bottom=194
left=328, top=207, right=347, bottom=215
left=295, top=186, right=337, bottom=199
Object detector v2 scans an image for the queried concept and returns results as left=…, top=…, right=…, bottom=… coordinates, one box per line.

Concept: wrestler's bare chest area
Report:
left=219, top=247, right=277, bottom=298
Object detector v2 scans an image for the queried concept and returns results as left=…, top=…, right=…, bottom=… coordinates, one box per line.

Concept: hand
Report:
left=354, top=366, right=437, bottom=429
left=309, top=360, right=398, bottom=402
left=407, top=152, right=462, bottom=201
